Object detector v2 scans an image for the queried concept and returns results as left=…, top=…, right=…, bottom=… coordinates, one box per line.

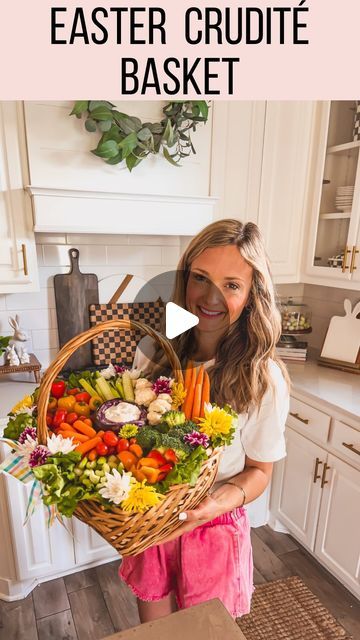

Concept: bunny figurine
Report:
left=8, top=315, right=28, bottom=364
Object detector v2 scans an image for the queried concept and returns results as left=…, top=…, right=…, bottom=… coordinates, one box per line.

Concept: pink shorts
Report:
left=119, top=507, right=254, bottom=618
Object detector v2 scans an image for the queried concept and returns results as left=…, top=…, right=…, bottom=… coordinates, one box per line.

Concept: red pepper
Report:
left=75, top=391, right=91, bottom=403
left=157, top=462, right=174, bottom=481
left=67, top=387, right=80, bottom=396
left=52, top=409, right=68, bottom=427
left=148, top=450, right=167, bottom=466
left=46, top=413, right=53, bottom=427
left=163, top=449, right=178, bottom=464
left=51, top=380, right=66, bottom=399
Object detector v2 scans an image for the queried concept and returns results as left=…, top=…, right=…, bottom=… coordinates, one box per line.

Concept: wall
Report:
left=0, top=233, right=181, bottom=370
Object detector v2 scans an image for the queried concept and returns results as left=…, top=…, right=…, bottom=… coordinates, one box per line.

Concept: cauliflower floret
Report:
left=148, top=398, right=172, bottom=414
left=156, top=393, right=172, bottom=404
left=135, top=378, right=153, bottom=390
left=147, top=411, right=162, bottom=426
left=135, top=388, right=157, bottom=407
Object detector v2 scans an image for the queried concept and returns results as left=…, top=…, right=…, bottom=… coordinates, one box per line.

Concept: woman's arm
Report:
left=157, top=457, right=273, bottom=544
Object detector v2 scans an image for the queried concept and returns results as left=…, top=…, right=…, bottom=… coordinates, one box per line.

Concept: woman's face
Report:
left=186, top=245, right=253, bottom=334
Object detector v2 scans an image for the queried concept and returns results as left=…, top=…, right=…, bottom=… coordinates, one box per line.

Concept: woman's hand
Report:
left=157, top=494, right=223, bottom=545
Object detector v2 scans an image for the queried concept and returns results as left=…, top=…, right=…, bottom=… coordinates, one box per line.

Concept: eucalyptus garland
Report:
left=70, top=100, right=209, bottom=172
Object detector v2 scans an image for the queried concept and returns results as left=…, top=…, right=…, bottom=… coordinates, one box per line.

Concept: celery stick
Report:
left=79, top=378, right=98, bottom=398
left=95, top=381, right=107, bottom=401
left=115, top=379, right=124, bottom=398
left=122, top=371, right=135, bottom=402
left=96, top=376, right=117, bottom=401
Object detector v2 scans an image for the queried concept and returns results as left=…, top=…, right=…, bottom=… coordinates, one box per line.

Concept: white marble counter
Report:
left=285, top=359, right=360, bottom=422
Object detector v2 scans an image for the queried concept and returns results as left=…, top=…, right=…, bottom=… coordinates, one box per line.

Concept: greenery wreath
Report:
left=70, top=100, right=209, bottom=172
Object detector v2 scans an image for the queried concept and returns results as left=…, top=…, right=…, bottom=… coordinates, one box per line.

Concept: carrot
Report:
left=183, top=365, right=198, bottom=419
left=75, top=436, right=102, bottom=455
left=88, top=448, right=98, bottom=461
left=97, top=430, right=105, bottom=438
left=59, top=430, right=89, bottom=443
left=191, top=366, right=204, bottom=419
left=184, top=360, right=193, bottom=389
left=200, top=371, right=210, bottom=417
left=59, top=422, right=77, bottom=433
left=73, top=420, right=97, bottom=438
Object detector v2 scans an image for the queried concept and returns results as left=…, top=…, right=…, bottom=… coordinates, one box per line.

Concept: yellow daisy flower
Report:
left=121, top=480, right=164, bottom=513
left=171, top=382, right=187, bottom=409
left=198, top=404, right=233, bottom=439
left=11, top=395, right=33, bottom=414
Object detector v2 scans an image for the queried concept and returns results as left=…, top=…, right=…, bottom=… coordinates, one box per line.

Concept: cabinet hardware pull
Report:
left=313, top=457, right=323, bottom=483
left=341, top=246, right=351, bottom=272
left=289, top=411, right=309, bottom=425
left=21, top=244, right=28, bottom=276
left=350, top=246, right=359, bottom=273
left=342, top=442, right=360, bottom=456
left=321, top=463, right=330, bottom=489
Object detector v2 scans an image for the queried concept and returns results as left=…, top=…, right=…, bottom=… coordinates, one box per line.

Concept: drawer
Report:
left=330, top=420, right=360, bottom=470
left=287, top=397, right=331, bottom=443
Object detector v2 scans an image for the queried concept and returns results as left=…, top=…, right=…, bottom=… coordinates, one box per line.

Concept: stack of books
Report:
left=276, top=340, right=308, bottom=363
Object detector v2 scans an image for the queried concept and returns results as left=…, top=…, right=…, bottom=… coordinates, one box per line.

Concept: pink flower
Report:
left=18, top=426, right=37, bottom=444
left=152, top=377, right=172, bottom=395
left=184, top=431, right=210, bottom=448
left=28, top=446, right=50, bottom=468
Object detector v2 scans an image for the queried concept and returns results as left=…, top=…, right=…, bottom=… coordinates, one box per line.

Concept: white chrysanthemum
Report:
left=98, top=469, right=133, bottom=505
left=99, top=363, right=116, bottom=379
left=17, top=434, right=39, bottom=461
left=204, top=402, right=213, bottom=414
left=13, top=406, right=35, bottom=417
left=129, top=368, right=142, bottom=380
left=46, top=433, right=77, bottom=455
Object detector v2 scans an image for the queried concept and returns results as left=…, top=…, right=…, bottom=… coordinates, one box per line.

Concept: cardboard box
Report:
left=102, top=598, right=248, bottom=640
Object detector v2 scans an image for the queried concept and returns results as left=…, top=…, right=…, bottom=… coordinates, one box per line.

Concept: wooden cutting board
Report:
left=54, top=248, right=99, bottom=370
left=320, top=299, right=360, bottom=363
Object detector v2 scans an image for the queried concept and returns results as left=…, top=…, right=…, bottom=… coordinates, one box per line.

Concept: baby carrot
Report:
left=183, top=365, right=197, bottom=419
left=73, top=420, right=97, bottom=438
left=75, top=436, right=102, bottom=455
left=59, top=430, right=89, bottom=443
left=88, top=448, right=98, bottom=461
left=59, top=422, right=77, bottom=433
left=200, top=371, right=210, bottom=417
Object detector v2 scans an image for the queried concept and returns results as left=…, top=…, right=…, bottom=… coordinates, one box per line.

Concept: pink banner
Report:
left=0, top=0, right=359, bottom=99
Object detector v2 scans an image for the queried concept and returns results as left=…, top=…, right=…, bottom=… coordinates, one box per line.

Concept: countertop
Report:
left=0, top=360, right=359, bottom=423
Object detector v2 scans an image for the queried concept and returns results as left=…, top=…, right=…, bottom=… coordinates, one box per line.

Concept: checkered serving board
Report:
left=89, top=301, right=164, bottom=367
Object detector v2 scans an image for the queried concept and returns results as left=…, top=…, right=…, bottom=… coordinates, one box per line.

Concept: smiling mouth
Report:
left=198, top=305, right=225, bottom=318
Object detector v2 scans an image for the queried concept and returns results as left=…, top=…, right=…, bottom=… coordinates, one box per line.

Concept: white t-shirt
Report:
left=132, top=336, right=289, bottom=486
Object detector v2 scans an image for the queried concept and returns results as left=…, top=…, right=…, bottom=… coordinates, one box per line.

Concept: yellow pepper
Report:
left=73, top=401, right=91, bottom=417
left=89, top=395, right=103, bottom=411
left=57, top=396, right=76, bottom=410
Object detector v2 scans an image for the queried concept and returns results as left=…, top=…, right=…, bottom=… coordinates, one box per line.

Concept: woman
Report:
left=119, top=218, right=290, bottom=621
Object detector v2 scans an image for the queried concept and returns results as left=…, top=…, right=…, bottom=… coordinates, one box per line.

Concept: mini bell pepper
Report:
left=73, top=401, right=91, bottom=417
left=52, top=409, right=68, bottom=428
left=47, top=397, right=57, bottom=412
left=67, top=387, right=80, bottom=396
left=75, top=391, right=91, bottom=403
left=51, top=380, right=66, bottom=399
left=57, top=396, right=76, bottom=410
left=148, top=450, right=167, bottom=466
left=89, top=395, right=103, bottom=411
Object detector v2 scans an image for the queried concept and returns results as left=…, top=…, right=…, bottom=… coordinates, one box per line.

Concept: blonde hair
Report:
left=149, top=218, right=290, bottom=413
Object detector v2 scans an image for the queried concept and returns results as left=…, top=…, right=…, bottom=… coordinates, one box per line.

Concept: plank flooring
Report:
left=0, top=526, right=359, bottom=640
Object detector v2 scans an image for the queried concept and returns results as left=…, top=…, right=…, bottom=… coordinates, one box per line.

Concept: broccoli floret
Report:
left=136, top=427, right=162, bottom=452
left=156, top=433, right=192, bottom=460
left=162, top=410, right=186, bottom=428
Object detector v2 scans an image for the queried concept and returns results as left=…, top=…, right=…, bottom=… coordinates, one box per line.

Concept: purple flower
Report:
left=18, top=426, right=37, bottom=444
left=28, top=446, right=50, bottom=468
left=184, top=431, right=210, bottom=448
left=152, top=377, right=172, bottom=395
left=115, top=364, right=128, bottom=373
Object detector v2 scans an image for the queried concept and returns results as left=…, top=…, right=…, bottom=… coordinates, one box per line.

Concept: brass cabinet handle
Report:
left=313, top=457, right=323, bottom=483
left=289, top=411, right=309, bottom=425
left=321, top=463, right=330, bottom=488
left=342, top=246, right=351, bottom=272
left=350, top=246, right=359, bottom=273
left=342, top=442, right=360, bottom=456
left=21, top=244, right=28, bottom=276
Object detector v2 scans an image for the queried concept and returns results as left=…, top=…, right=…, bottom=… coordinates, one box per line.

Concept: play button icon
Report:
left=165, top=302, right=199, bottom=339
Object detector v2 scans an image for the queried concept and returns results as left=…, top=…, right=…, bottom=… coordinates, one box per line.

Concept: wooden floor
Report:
left=1, top=526, right=359, bottom=640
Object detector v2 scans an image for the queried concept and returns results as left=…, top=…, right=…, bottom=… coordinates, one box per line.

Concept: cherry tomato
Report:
left=116, top=438, right=130, bottom=453
left=103, top=431, right=119, bottom=447
left=96, top=442, right=109, bottom=456
left=107, top=446, right=116, bottom=455
left=67, top=387, right=80, bottom=396
left=46, top=413, right=53, bottom=427
left=66, top=412, right=78, bottom=425
left=129, top=437, right=137, bottom=444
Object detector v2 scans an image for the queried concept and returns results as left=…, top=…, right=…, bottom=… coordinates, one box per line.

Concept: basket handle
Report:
left=36, top=319, right=183, bottom=445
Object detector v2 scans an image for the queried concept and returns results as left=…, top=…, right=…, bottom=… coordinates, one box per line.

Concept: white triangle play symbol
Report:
left=165, top=302, right=199, bottom=339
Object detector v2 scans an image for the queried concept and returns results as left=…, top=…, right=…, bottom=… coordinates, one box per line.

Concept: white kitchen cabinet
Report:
left=302, top=101, right=360, bottom=290
left=72, top=518, right=117, bottom=566
left=315, top=454, right=360, bottom=594
left=271, top=396, right=360, bottom=599
left=0, top=102, right=39, bottom=294
left=271, top=428, right=325, bottom=552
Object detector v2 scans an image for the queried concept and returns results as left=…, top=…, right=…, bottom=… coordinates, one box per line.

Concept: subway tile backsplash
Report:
left=0, top=233, right=358, bottom=370
left=0, top=233, right=181, bottom=370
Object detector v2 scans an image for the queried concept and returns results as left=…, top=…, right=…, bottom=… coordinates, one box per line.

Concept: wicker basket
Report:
left=36, top=319, right=222, bottom=556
